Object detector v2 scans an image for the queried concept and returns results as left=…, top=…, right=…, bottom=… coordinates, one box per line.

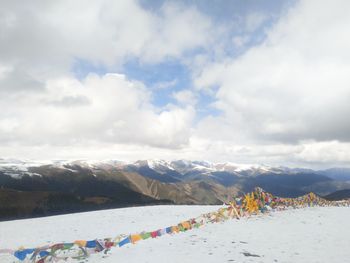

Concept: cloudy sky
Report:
left=1, top=0, right=350, bottom=168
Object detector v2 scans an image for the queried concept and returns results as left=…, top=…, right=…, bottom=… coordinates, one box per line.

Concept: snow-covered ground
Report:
left=1, top=206, right=349, bottom=263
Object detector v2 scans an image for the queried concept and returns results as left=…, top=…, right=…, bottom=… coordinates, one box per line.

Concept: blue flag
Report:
left=14, top=249, right=35, bottom=261
left=118, top=237, right=131, bottom=247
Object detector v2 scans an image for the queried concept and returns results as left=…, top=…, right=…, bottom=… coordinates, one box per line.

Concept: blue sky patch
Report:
left=123, top=58, right=192, bottom=107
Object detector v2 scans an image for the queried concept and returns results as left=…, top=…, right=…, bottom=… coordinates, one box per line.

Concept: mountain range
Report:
left=1, top=159, right=350, bottom=220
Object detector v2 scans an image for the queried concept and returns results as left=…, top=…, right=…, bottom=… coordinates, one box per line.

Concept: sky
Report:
left=1, top=0, right=350, bottom=168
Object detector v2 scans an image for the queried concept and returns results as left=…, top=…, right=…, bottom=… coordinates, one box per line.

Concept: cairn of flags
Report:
left=1, top=188, right=349, bottom=262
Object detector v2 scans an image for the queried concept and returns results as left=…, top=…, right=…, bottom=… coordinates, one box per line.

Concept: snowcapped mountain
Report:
left=1, top=158, right=350, bottom=220
left=1, top=158, right=350, bottom=187
left=114, top=159, right=284, bottom=177
left=130, top=160, right=294, bottom=177
left=0, top=159, right=52, bottom=178
left=0, top=158, right=298, bottom=178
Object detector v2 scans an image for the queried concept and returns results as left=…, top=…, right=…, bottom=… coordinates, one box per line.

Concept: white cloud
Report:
left=0, top=0, right=205, bottom=158
left=0, top=0, right=217, bottom=110
left=189, top=0, right=350, bottom=167
left=0, top=118, right=19, bottom=133
left=0, top=73, right=195, bottom=149
left=195, top=0, right=350, bottom=144
left=0, top=64, right=12, bottom=79
left=232, top=35, right=249, bottom=48
left=141, top=2, right=215, bottom=62
left=295, top=141, right=350, bottom=166
left=244, top=12, right=269, bottom=32
left=173, top=90, right=198, bottom=106
left=153, top=79, right=178, bottom=90
left=0, top=0, right=215, bottom=72
left=1, top=0, right=350, bottom=168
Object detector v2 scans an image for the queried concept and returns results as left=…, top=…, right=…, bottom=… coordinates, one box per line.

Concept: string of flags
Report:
left=1, top=188, right=349, bottom=262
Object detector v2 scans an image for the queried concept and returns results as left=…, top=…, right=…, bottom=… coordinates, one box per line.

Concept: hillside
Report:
left=324, top=189, right=350, bottom=200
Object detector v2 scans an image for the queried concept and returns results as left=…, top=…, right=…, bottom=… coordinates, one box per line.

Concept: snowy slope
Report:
left=0, top=206, right=349, bottom=263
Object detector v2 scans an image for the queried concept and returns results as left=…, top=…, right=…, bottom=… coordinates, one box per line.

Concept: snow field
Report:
left=0, top=206, right=349, bottom=263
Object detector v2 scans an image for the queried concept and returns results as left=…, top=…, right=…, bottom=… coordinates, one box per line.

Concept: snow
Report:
left=0, top=159, right=51, bottom=178
left=0, top=206, right=219, bottom=249
left=147, top=159, right=175, bottom=171
left=0, top=206, right=349, bottom=263
left=0, top=158, right=297, bottom=178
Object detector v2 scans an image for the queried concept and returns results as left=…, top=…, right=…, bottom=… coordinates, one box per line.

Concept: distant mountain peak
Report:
left=1, top=158, right=350, bottom=182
